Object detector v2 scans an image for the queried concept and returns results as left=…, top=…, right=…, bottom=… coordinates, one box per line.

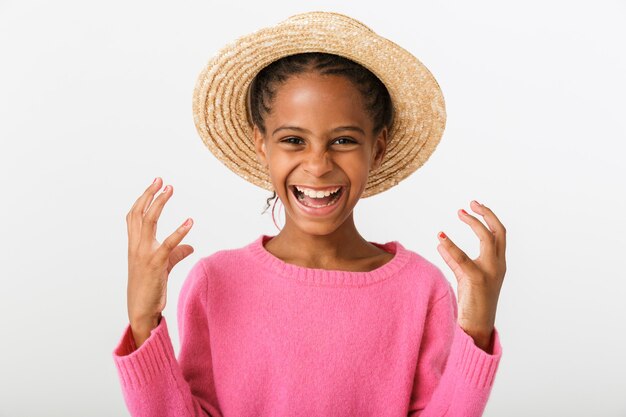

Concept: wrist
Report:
left=459, top=324, right=494, bottom=353
left=129, top=314, right=162, bottom=349
left=130, top=313, right=161, bottom=332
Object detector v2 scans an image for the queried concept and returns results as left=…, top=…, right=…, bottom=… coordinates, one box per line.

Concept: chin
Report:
left=289, top=219, right=346, bottom=237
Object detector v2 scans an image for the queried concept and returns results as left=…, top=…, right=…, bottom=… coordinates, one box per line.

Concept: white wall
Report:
left=1, top=0, right=624, bottom=415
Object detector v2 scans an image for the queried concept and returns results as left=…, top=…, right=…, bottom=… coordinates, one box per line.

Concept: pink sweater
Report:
left=113, top=235, right=502, bottom=416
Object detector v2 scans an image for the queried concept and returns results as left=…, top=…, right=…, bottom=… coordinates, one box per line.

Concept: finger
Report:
left=470, top=201, right=507, bottom=259
left=165, top=244, right=195, bottom=274
left=155, top=218, right=194, bottom=265
left=140, top=184, right=173, bottom=245
left=127, top=177, right=163, bottom=250
left=436, top=243, right=462, bottom=278
left=458, top=208, right=496, bottom=259
left=436, top=231, right=480, bottom=279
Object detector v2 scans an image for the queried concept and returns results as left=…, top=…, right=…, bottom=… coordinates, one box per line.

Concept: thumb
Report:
left=167, top=244, right=195, bottom=272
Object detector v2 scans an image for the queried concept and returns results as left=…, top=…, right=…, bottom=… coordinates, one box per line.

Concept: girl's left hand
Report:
left=436, top=200, right=507, bottom=352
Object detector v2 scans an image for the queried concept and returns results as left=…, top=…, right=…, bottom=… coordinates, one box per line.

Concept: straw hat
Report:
left=192, top=11, right=446, bottom=198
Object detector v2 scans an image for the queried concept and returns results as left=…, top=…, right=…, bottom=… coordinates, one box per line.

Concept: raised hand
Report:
left=436, top=200, right=507, bottom=352
left=126, top=177, right=194, bottom=348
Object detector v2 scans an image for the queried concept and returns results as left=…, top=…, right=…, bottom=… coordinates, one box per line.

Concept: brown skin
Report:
left=124, top=71, right=507, bottom=353
left=125, top=179, right=194, bottom=347
left=436, top=201, right=507, bottom=352
left=253, top=72, right=393, bottom=271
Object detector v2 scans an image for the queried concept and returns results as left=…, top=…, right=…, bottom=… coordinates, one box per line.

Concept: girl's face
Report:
left=253, top=71, right=387, bottom=236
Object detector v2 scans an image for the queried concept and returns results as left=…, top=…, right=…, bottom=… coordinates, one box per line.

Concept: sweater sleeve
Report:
left=112, top=259, right=222, bottom=417
left=407, top=280, right=502, bottom=417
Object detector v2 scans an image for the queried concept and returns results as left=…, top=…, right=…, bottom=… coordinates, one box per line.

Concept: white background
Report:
left=1, top=0, right=625, bottom=416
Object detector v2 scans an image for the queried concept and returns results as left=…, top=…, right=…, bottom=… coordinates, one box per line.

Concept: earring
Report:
left=271, top=194, right=282, bottom=232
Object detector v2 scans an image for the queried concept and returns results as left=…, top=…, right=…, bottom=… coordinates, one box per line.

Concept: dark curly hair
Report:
left=250, top=52, right=394, bottom=214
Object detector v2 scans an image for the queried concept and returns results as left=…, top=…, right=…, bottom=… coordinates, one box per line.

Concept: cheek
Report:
left=337, top=152, right=372, bottom=178
left=266, top=152, right=297, bottom=189
left=332, top=154, right=371, bottom=201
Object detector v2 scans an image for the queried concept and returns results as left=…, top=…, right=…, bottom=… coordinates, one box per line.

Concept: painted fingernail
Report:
left=460, top=209, right=468, bottom=215
left=438, top=231, right=447, bottom=239
left=163, top=185, right=170, bottom=193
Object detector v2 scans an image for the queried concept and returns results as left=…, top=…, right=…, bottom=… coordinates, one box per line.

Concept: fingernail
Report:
left=460, top=209, right=468, bottom=215
left=153, top=177, right=160, bottom=185
left=473, top=200, right=482, bottom=206
left=438, top=231, right=447, bottom=239
left=179, top=218, right=192, bottom=231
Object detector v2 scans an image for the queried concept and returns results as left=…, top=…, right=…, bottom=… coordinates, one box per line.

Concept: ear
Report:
left=370, top=127, right=387, bottom=171
left=253, top=125, right=269, bottom=169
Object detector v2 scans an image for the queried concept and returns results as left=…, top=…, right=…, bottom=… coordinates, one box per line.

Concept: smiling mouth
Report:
left=290, top=186, right=344, bottom=208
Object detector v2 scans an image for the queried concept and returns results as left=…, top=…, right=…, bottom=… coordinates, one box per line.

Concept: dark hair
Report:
left=252, top=52, right=394, bottom=214
left=262, top=192, right=276, bottom=215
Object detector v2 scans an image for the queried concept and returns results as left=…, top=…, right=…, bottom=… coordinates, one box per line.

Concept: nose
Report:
left=303, top=148, right=333, bottom=178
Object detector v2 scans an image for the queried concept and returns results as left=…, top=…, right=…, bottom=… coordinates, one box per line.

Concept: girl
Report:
left=114, top=11, right=506, bottom=417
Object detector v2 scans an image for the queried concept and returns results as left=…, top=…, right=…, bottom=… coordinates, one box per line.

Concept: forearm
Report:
left=113, top=316, right=215, bottom=417
left=417, top=324, right=503, bottom=417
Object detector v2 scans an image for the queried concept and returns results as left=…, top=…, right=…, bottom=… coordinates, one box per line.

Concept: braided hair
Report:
left=249, top=52, right=394, bottom=214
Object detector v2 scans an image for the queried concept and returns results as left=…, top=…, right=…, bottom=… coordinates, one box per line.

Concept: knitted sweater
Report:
left=112, top=235, right=502, bottom=417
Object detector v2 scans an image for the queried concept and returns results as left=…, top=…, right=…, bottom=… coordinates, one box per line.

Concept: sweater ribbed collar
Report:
left=246, top=234, right=411, bottom=287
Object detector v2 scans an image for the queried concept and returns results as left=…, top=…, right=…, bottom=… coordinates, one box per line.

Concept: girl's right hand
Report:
left=125, top=177, right=194, bottom=347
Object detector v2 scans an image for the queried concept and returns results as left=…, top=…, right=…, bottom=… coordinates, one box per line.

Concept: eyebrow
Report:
left=272, top=125, right=366, bottom=136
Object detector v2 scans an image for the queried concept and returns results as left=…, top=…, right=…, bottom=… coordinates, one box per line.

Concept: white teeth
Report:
left=294, top=186, right=341, bottom=198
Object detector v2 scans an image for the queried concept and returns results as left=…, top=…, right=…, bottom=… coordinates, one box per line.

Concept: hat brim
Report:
left=192, top=11, right=446, bottom=198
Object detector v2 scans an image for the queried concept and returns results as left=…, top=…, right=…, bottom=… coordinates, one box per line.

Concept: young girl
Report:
left=114, top=11, right=506, bottom=417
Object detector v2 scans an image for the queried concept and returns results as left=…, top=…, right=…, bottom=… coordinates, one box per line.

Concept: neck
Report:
left=266, top=212, right=379, bottom=268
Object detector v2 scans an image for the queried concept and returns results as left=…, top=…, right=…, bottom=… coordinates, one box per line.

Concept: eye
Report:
left=281, top=137, right=304, bottom=145
left=333, top=137, right=357, bottom=145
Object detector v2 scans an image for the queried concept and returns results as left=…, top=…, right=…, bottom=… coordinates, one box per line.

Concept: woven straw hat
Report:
left=192, top=11, right=446, bottom=198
